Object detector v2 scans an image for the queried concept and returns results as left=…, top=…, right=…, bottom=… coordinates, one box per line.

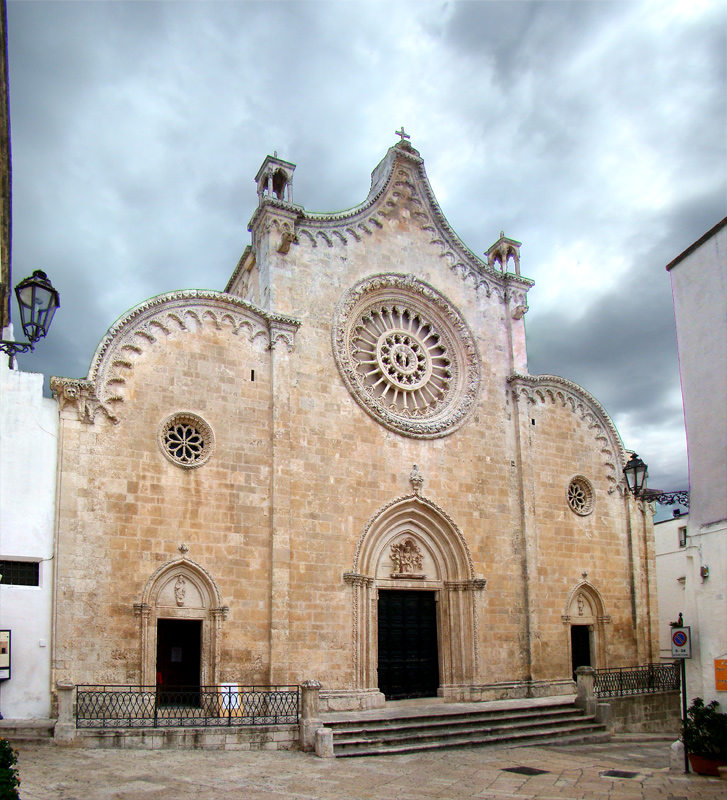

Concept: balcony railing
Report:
left=594, top=663, right=680, bottom=698
left=76, top=685, right=299, bottom=729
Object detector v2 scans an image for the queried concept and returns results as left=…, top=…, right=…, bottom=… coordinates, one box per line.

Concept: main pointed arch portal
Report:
left=344, top=495, right=486, bottom=702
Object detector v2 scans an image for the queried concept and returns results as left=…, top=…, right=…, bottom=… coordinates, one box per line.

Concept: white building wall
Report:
left=667, top=218, right=727, bottom=709
left=0, top=340, right=57, bottom=719
left=654, top=514, right=688, bottom=661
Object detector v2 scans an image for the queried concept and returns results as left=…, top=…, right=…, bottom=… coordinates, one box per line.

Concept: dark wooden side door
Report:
left=571, top=625, right=591, bottom=680
left=156, top=619, right=201, bottom=704
left=378, top=590, right=439, bottom=700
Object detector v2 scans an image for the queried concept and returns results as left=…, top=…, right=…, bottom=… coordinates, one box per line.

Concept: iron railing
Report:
left=76, top=685, right=299, bottom=729
left=594, top=663, right=680, bottom=698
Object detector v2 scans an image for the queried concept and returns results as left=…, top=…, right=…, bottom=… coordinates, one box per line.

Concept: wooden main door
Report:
left=378, top=590, right=439, bottom=700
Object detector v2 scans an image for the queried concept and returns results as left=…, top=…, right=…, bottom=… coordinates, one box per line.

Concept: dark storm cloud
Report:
left=5, top=0, right=726, bottom=494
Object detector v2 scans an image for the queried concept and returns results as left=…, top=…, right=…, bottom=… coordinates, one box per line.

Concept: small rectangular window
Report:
left=251, top=369, right=255, bottom=381
left=0, top=560, right=40, bottom=586
left=678, top=527, right=687, bottom=548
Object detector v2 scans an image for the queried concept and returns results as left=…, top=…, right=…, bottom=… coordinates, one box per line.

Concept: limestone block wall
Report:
left=53, top=313, right=275, bottom=689
left=49, top=142, right=658, bottom=709
left=236, top=143, right=655, bottom=700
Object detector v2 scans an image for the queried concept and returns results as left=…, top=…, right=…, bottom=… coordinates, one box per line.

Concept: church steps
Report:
left=329, top=706, right=587, bottom=737
left=331, top=723, right=610, bottom=757
left=324, top=700, right=610, bottom=757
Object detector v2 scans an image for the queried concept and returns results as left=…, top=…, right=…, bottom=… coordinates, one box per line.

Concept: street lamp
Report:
left=0, top=270, right=60, bottom=367
left=623, top=452, right=690, bottom=509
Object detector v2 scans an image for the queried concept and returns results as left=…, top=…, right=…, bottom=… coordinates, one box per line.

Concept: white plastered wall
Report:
left=0, top=339, right=57, bottom=718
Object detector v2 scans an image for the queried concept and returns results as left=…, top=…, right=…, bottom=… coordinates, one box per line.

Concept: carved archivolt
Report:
left=352, top=494, right=476, bottom=581
left=508, top=373, right=627, bottom=491
left=561, top=580, right=612, bottom=672
left=345, top=494, right=486, bottom=693
left=50, top=291, right=300, bottom=424
left=332, top=274, right=480, bottom=438
left=135, top=556, right=228, bottom=687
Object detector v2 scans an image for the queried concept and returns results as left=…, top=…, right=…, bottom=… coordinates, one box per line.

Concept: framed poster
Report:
left=0, top=630, right=10, bottom=680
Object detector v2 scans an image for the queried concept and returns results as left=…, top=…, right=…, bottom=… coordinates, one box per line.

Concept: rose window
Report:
left=158, top=413, right=215, bottom=469
left=567, top=476, right=594, bottom=516
left=332, top=274, right=480, bottom=438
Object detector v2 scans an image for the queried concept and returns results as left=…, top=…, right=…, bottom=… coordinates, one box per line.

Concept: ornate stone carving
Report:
left=158, top=412, right=215, bottom=469
left=332, top=274, right=480, bottom=438
left=390, top=537, right=425, bottom=579
left=567, top=476, right=595, bottom=516
left=174, top=576, right=186, bottom=606
left=50, top=377, right=116, bottom=424
left=409, top=464, right=424, bottom=495
left=291, top=143, right=533, bottom=305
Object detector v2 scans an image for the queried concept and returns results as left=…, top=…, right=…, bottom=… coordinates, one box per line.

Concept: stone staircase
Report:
left=321, top=695, right=610, bottom=757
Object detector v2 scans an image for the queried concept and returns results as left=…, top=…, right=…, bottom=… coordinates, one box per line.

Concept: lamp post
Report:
left=623, top=452, right=690, bottom=509
left=0, top=270, right=60, bottom=367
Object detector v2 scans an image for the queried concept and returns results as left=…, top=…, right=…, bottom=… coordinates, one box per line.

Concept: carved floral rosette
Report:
left=332, top=274, right=480, bottom=438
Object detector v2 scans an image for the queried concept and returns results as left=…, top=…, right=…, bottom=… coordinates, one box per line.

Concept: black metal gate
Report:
left=378, top=590, right=439, bottom=700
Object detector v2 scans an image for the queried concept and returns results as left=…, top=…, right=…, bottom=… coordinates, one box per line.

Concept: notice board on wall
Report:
left=715, top=656, right=727, bottom=691
left=0, top=630, right=10, bottom=680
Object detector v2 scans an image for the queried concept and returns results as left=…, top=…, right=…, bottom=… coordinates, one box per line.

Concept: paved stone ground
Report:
left=14, top=737, right=726, bottom=800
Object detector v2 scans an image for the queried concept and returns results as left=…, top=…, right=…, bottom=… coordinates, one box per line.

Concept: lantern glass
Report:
left=623, top=453, right=648, bottom=496
left=14, top=270, right=60, bottom=344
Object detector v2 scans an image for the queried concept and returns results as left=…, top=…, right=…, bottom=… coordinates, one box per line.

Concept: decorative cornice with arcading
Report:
left=508, top=373, right=627, bottom=490
left=352, top=493, right=477, bottom=581
left=274, top=143, right=534, bottom=303
left=50, top=377, right=116, bottom=425
left=52, top=291, right=300, bottom=424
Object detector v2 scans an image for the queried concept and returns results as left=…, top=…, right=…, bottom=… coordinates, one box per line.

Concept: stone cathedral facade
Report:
left=50, top=137, right=658, bottom=711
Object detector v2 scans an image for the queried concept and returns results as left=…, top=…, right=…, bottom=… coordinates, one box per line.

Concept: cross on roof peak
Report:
left=395, top=127, right=411, bottom=143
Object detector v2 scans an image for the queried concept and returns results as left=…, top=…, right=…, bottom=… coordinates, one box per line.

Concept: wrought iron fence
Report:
left=76, top=685, right=299, bottom=729
left=594, top=663, right=680, bottom=698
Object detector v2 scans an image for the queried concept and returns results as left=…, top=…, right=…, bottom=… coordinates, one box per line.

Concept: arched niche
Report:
left=134, top=557, right=228, bottom=687
left=344, top=495, right=486, bottom=701
left=561, top=581, right=611, bottom=675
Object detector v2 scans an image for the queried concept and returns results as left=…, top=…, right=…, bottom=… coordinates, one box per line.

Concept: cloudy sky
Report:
left=6, top=0, right=726, bottom=507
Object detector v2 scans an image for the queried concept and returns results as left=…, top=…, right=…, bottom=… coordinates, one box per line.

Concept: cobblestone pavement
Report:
left=14, top=737, right=726, bottom=800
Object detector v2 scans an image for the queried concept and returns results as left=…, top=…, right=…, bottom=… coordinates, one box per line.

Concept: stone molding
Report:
left=332, top=273, right=480, bottom=439
left=136, top=556, right=228, bottom=687
left=346, top=492, right=485, bottom=691
left=50, top=291, right=300, bottom=424
left=562, top=580, right=611, bottom=671
left=352, top=493, right=476, bottom=580
left=140, top=556, right=224, bottom=609
left=254, top=142, right=533, bottom=303
left=508, top=373, right=626, bottom=491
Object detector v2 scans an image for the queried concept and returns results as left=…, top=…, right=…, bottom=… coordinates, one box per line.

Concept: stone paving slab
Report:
left=13, top=737, right=726, bottom=800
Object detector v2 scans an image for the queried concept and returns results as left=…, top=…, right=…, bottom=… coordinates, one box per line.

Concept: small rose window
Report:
left=567, top=476, right=594, bottom=516
left=159, top=413, right=215, bottom=469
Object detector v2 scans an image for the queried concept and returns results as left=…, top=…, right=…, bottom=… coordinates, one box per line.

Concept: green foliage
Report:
left=681, top=697, right=727, bottom=759
left=0, top=737, right=20, bottom=800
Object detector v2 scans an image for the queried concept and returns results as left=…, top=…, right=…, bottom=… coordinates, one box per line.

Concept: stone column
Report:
left=575, top=665, right=596, bottom=716
left=299, top=679, right=322, bottom=751
left=54, top=681, right=77, bottom=745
